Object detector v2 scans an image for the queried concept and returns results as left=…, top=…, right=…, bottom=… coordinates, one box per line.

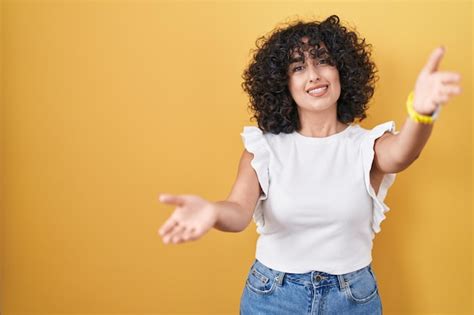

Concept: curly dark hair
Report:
left=241, top=15, right=379, bottom=134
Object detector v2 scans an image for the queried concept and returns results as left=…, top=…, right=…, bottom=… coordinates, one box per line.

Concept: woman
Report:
left=157, top=15, right=462, bottom=314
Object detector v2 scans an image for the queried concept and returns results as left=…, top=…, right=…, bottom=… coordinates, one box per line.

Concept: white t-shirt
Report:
left=240, top=121, right=398, bottom=275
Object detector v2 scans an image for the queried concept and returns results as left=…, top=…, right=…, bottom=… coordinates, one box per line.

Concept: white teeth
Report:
left=308, top=86, right=328, bottom=94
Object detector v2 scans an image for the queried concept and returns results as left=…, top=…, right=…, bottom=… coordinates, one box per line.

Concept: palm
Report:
left=413, top=46, right=462, bottom=114
left=172, top=197, right=216, bottom=229
left=158, top=194, right=217, bottom=244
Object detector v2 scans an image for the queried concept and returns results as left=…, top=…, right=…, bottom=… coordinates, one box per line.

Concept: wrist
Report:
left=406, top=90, right=441, bottom=124
left=413, top=105, right=436, bottom=116
left=210, top=202, right=220, bottom=226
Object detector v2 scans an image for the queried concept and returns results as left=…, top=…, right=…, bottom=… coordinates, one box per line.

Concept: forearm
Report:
left=392, top=44, right=461, bottom=165
left=395, top=116, right=434, bottom=163
left=212, top=200, right=250, bottom=233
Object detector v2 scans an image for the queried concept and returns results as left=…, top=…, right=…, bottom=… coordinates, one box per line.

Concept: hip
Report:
left=240, top=258, right=383, bottom=315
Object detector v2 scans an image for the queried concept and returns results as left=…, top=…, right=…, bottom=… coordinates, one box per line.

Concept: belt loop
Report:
left=275, top=271, right=285, bottom=286
left=337, top=274, right=347, bottom=291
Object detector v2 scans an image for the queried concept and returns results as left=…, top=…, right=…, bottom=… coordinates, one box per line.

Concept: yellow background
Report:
left=0, top=0, right=472, bottom=314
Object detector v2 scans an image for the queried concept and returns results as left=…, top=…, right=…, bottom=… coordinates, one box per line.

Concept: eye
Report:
left=293, top=66, right=303, bottom=72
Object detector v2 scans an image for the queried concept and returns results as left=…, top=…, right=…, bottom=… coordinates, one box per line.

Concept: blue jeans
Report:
left=240, top=258, right=382, bottom=314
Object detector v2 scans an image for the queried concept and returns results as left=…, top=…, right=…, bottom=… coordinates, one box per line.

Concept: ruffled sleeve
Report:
left=361, top=121, right=398, bottom=234
left=240, top=126, right=270, bottom=230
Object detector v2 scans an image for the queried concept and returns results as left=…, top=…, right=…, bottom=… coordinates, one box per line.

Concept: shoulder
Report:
left=344, top=123, right=367, bottom=144
left=240, top=125, right=288, bottom=146
left=352, top=121, right=398, bottom=142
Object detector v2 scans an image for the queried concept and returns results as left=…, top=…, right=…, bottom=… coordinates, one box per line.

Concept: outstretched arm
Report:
left=372, top=46, right=462, bottom=174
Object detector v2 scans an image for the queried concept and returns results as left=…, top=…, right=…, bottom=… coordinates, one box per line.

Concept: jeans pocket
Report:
left=343, top=267, right=379, bottom=304
left=245, top=262, right=277, bottom=295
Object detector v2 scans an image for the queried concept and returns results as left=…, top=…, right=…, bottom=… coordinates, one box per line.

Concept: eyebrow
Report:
left=289, top=49, right=330, bottom=65
left=289, top=56, right=304, bottom=64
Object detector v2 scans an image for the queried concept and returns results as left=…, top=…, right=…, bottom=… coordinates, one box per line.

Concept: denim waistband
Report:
left=252, top=258, right=373, bottom=290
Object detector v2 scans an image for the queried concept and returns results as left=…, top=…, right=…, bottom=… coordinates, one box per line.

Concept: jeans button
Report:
left=315, top=275, right=322, bottom=281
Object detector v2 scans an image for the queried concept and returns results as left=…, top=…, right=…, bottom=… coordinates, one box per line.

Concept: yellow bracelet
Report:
left=406, top=90, right=441, bottom=124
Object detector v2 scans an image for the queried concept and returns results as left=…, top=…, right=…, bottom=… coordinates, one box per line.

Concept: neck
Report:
left=297, top=107, right=346, bottom=137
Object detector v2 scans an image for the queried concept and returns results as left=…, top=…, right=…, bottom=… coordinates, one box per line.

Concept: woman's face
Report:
left=287, top=39, right=341, bottom=113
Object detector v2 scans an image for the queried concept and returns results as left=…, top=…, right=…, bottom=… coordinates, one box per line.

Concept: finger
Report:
left=158, top=218, right=179, bottom=237
left=162, top=222, right=185, bottom=242
left=158, top=194, right=185, bottom=206
left=424, top=46, right=445, bottom=73
left=440, top=83, right=462, bottom=95
left=436, top=93, right=450, bottom=104
left=174, top=228, right=195, bottom=244
left=433, top=87, right=460, bottom=105
left=435, top=71, right=461, bottom=84
left=172, top=225, right=197, bottom=244
left=161, top=225, right=179, bottom=244
left=181, top=227, right=198, bottom=242
left=166, top=225, right=187, bottom=244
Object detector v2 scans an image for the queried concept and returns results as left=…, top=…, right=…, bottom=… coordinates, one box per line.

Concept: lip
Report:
left=307, top=85, right=329, bottom=97
left=306, top=84, right=329, bottom=93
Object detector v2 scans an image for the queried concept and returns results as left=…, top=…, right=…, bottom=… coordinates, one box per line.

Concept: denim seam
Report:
left=245, top=279, right=276, bottom=295
left=337, top=274, right=347, bottom=291
left=275, top=271, right=285, bottom=286
left=251, top=268, right=269, bottom=284
left=344, top=283, right=378, bottom=303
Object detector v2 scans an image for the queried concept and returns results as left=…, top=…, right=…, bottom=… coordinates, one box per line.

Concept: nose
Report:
left=307, top=60, right=321, bottom=82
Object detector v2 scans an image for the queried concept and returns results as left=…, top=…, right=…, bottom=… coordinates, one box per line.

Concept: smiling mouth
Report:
left=307, top=86, right=328, bottom=97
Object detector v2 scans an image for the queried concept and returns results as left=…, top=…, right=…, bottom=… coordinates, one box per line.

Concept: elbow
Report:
left=395, top=153, right=420, bottom=173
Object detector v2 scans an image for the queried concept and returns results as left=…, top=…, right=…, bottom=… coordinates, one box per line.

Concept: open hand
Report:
left=158, top=194, right=218, bottom=245
left=413, top=46, right=462, bottom=115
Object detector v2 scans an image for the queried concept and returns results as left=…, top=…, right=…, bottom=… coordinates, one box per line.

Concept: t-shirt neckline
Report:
left=293, top=124, right=354, bottom=142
